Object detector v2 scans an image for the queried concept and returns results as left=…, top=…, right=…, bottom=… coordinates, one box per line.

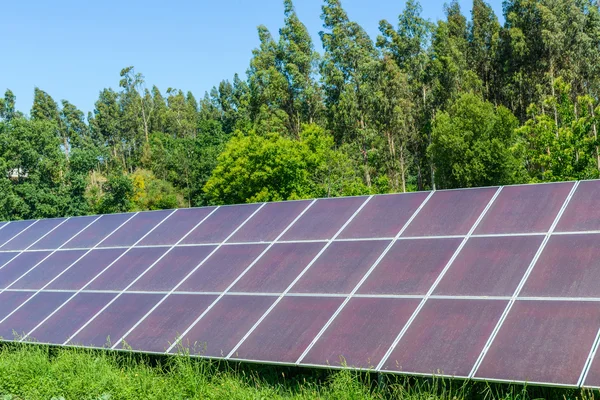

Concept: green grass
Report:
left=0, top=343, right=595, bottom=400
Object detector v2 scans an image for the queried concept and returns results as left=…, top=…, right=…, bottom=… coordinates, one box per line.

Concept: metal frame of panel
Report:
left=3, top=181, right=600, bottom=388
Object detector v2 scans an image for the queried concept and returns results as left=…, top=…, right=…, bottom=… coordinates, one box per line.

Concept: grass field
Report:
left=0, top=343, right=595, bottom=400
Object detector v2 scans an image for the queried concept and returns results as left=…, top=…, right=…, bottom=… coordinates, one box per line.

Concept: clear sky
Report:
left=2, top=0, right=503, bottom=116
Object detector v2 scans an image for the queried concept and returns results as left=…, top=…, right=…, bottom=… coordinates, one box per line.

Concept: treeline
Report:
left=2, top=0, right=600, bottom=220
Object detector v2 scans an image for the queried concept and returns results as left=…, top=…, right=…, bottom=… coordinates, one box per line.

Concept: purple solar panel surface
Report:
left=290, top=240, right=390, bottom=294
left=434, top=236, right=543, bottom=296
left=10, top=250, right=87, bottom=289
left=230, top=200, right=312, bottom=242
left=358, top=238, right=461, bottom=295
left=69, top=293, right=164, bottom=348
left=338, top=192, right=429, bottom=239
left=0, top=220, right=36, bottom=247
left=0, top=292, right=72, bottom=340
left=475, top=182, right=574, bottom=234
left=46, top=248, right=126, bottom=290
left=232, top=296, right=343, bottom=363
left=177, top=244, right=268, bottom=292
left=98, top=210, right=172, bottom=248
left=475, top=300, right=600, bottom=385
left=3, top=180, right=600, bottom=388
left=301, top=298, right=419, bottom=368
left=402, top=187, right=497, bottom=236
left=138, top=207, right=217, bottom=246
left=174, top=295, right=276, bottom=357
left=280, top=196, right=368, bottom=241
left=63, top=213, right=134, bottom=249
left=1, top=218, right=66, bottom=251
left=181, top=204, right=262, bottom=244
left=87, top=247, right=169, bottom=291
left=129, top=246, right=216, bottom=292
left=121, top=294, right=217, bottom=353
left=383, top=299, right=507, bottom=377
left=28, top=292, right=116, bottom=345
left=29, top=216, right=98, bottom=250
left=231, top=242, right=323, bottom=293
left=555, top=179, right=600, bottom=232
left=521, top=234, right=600, bottom=298
left=0, top=251, right=52, bottom=289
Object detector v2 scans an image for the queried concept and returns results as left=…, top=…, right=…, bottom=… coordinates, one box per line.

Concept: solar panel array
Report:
left=2, top=180, right=600, bottom=388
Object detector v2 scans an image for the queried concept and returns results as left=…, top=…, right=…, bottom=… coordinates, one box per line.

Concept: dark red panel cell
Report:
left=46, top=248, right=126, bottom=290
left=178, top=244, right=268, bottom=292
left=434, top=236, right=543, bottom=296
left=475, top=182, right=574, bottom=235
left=10, top=250, right=87, bottom=290
left=30, top=216, right=99, bottom=250
left=230, top=200, right=312, bottom=243
left=232, top=296, right=343, bottom=363
left=64, top=213, right=134, bottom=249
left=0, top=291, right=33, bottom=321
left=402, top=188, right=497, bottom=237
left=281, top=197, right=369, bottom=241
left=129, top=246, right=216, bottom=292
left=87, top=247, right=169, bottom=291
left=339, top=192, right=429, bottom=239
left=0, top=292, right=72, bottom=340
left=99, top=210, right=173, bottom=248
left=1, top=218, right=66, bottom=251
left=27, top=292, right=116, bottom=345
left=557, top=180, right=600, bottom=232
left=290, top=241, right=390, bottom=294
left=232, top=242, right=323, bottom=293
left=302, top=298, right=419, bottom=368
left=138, top=207, right=217, bottom=246
left=475, top=300, right=600, bottom=385
left=121, top=294, right=217, bottom=353
left=521, top=234, right=600, bottom=297
left=383, top=299, right=507, bottom=377
left=358, top=239, right=461, bottom=295
left=0, top=251, right=52, bottom=289
left=69, top=293, right=164, bottom=348
left=173, top=295, right=275, bottom=357
left=181, top=204, right=262, bottom=245
left=0, top=220, right=36, bottom=248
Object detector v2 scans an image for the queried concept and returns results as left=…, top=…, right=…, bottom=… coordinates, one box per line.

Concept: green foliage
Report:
left=98, top=172, right=134, bottom=214
left=204, top=124, right=368, bottom=204
left=429, top=93, right=524, bottom=188
left=130, top=169, right=183, bottom=211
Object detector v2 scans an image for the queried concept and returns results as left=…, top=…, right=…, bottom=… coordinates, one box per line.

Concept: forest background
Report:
left=1, top=0, right=598, bottom=220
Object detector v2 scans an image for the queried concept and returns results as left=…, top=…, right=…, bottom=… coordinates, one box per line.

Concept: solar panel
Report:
left=3, top=180, right=600, bottom=388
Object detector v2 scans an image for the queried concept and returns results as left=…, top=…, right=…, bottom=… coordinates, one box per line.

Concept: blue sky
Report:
left=2, top=0, right=503, bottom=115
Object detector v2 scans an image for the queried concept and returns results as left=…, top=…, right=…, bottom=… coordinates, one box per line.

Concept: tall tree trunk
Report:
left=592, top=105, right=600, bottom=171
left=550, top=62, right=559, bottom=138
left=400, top=144, right=406, bottom=193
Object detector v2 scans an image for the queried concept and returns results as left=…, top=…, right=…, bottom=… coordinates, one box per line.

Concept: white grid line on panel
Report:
left=24, top=210, right=179, bottom=341
left=468, top=180, right=580, bottom=381
left=0, top=220, right=39, bottom=249
left=225, top=195, right=374, bottom=360
left=164, top=199, right=319, bottom=353
left=61, top=206, right=221, bottom=346
left=0, top=216, right=103, bottom=295
left=0, top=217, right=75, bottom=290
left=21, top=211, right=178, bottom=341
left=0, top=212, right=139, bottom=329
left=9, top=288, right=600, bottom=302
left=108, top=203, right=268, bottom=350
left=294, top=191, right=436, bottom=365
left=7, top=228, right=600, bottom=255
left=375, top=185, right=504, bottom=372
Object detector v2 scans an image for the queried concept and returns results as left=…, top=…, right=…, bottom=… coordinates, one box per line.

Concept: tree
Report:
left=204, top=124, right=367, bottom=204
left=429, top=92, right=524, bottom=188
